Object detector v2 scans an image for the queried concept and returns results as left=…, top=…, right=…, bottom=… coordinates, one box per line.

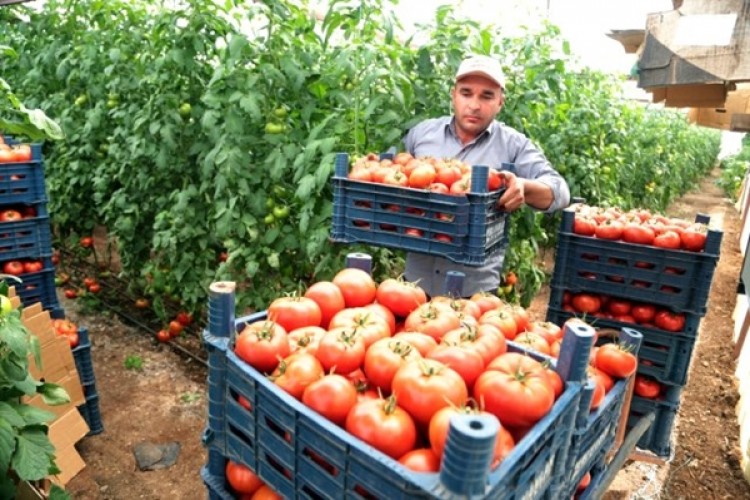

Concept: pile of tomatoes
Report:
left=0, top=139, right=32, bottom=164
left=52, top=318, right=79, bottom=348
left=229, top=268, right=634, bottom=479
left=570, top=203, right=709, bottom=252
left=348, top=152, right=505, bottom=194
left=563, top=291, right=687, bottom=333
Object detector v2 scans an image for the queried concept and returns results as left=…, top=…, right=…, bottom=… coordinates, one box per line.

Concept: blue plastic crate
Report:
left=201, top=309, right=594, bottom=500
left=77, top=392, right=104, bottom=436
left=626, top=393, right=680, bottom=459
left=546, top=307, right=699, bottom=386
left=0, top=215, right=53, bottom=261
left=558, top=328, right=642, bottom=498
left=0, top=144, right=48, bottom=205
left=551, top=209, right=721, bottom=315
left=201, top=450, right=247, bottom=500
left=72, top=327, right=95, bottom=385
left=330, top=153, right=510, bottom=267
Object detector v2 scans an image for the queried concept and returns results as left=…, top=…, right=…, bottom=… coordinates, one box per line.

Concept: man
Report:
left=402, top=54, right=570, bottom=297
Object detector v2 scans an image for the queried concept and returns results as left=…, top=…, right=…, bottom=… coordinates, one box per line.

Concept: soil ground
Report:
left=60, top=167, right=750, bottom=499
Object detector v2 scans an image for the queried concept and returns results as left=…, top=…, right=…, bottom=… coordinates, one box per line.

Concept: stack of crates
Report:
left=0, top=137, right=61, bottom=316
left=546, top=206, right=722, bottom=460
left=2, top=136, right=103, bottom=434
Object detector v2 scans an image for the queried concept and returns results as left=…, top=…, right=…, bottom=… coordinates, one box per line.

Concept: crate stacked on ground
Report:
left=546, top=204, right=722, bottom=460
left=0, top=137, right=61, bottom=314
left=330, top=152, right=510, bottom=266
left=71, top=326, right=104, bottom=435
left=200, top=277, right=597, bottom=500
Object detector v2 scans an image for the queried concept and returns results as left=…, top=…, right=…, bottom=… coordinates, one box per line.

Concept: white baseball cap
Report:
left=455, top=55, right=506, bottom=89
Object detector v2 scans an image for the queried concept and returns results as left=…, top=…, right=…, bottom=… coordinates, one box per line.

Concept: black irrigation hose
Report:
left=56, top=248, right=208, bottom=367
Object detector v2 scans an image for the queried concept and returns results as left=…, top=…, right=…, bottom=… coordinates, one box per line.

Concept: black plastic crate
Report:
left=72, top=327, right=95, bottom=385
left=330, top=153, right=509, bottom=266
left=551, top=209, right=721, bottom=315
left=77, top=393, right=104, bottom=436
left=626, top=393, right=681, bottom=459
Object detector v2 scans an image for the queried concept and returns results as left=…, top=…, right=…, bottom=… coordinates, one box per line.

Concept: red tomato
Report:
left=65, top=332, right=79, bottom=348
left=363, top=303, right=397, bottom=335
left=431, top=296, right=482, bottom=321
left=428, top=406, right=514, bottom=468
left=475, top=352, right=554, bottom=428
left=507, top=305, right=530, bottom=335
left=594, top=220, right=623, bottom=240
left=588, top=370, right=607, bottom=410
left=577, top=471, right=591, bottom=493
left=681, top=224, right=707, bottom=252
left=315, top=327, right=366, bottom=375
left=607, top=299, right=632, bottom=317
left=436, top=164, right=462, bottom=188
left=398, top=448, right=440, bottom=472
left=571, top=293, right=601, bottom=314
left=302, top=374, right=358, bottom=426
left=176, top=311, right=194, bottom=327
left=332, top=268, right=377, bottom=307
left=375, top=278, right=428, bottom=318
left=168, top=320, right=183, bottom=338
left=478, top=309, right=517, bottom=340
left=272, top=352, right=325, bottom=400
left=654, top=310, right=685, bottom=332
left=268, top=296, right=322, bottom=332
left=79, top=236, right=94, bottom=248
left=630, top=304, right=656, bottom=324
left=287, top=325, right=325, bottom=355
left=234, top=320, right=289, bottom=373
left=634, top=374, right=661, bottom=399
left=64, top=288, right=78, bottom=299
left=328, top=307, right=390, bottom=347
left=225, top=460, right=263, bottom=495
left=391, top=359, right=468, bottom=426
left=364, top=337, right=422, bottom=393
left=403, top=302, right=461, bottom=341
left=427, top=343, right=485, bottom=388
left=622, top=223, right=655, bottom=245
left=469, top=292, right=505, bottom=314
left=345, top=397, right=417, bottom=459
left=87, top=283, right=101, bottom=294
left=3, top=260, right=24, bottom=276
left=653, top=230, right=681, bottom=249
left=391, top=331, right=438, bottom=357
left=250, top=485, right=282, bottom=500
left=304, top=281, right=346, bottom=329
left=594, top=343, right=637, bottom=379
left=441, top=323, right=507, bottom=366
left=526, top=321, right=563, bottom=345
left=573, top=216, right=597, bottom=236
left=513, top=331, right=552, bottom=355
left=544, top=366, right=563, bottom=399
left=408, top=164, right=437, bottom=189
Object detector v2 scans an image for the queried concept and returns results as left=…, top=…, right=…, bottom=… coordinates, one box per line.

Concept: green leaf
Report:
left=15, top=402, right=56, bottom=426
left=38, top=383, right=70, bottom=407
left=12, top=427, right=55, bottom=481
left=0, top=418, right=16, bottom=472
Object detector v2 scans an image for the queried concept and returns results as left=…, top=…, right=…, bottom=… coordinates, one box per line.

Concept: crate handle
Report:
left=440, top=413, right=500, bottom=495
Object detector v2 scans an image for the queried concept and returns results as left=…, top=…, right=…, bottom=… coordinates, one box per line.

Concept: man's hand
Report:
left=496, top=171, right=524, bottom=212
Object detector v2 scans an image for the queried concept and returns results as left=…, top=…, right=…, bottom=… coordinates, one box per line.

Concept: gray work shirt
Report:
left=402, top=116, right=570, bottom=297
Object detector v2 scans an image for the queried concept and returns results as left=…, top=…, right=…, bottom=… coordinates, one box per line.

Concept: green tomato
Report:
left=266, top=198, right=275, bottom=209
left=272, top=185, right=287, bottom=197
left=0, top=295, right=11, bottom=316
left=601, top=166, right=611, bottom=175
left=272, top=205, right=290, bottom=220
left=272, top=107, right=288, bottom=118
left=264, top=122, right=284, bottom=134
left=74, top=94, right=88, bottom=107
left=106, top=99, right=118, bottom=109
left=179, top=102, right=192, bottom=118
left=264, top=214, right=276, bottom=225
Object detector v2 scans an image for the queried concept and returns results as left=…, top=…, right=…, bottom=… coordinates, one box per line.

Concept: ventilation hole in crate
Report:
left=227, top=422, right=253, bottom=446
left=354, top=200, right=372, bottom=208
left=381, top=203, right=400, bottom=212
left=435, top=212, right=454, bottom=222
left=352, top=220, right=370, bottom=229
left=379, top=224, right=397, bottom=231
left=404, top=207, right=426, bottom=217
left=578, top=271, right=597, bottom=280
left=434, top=233, right=453, bottom=243
left=659, top=285, right=680, bottom=294
left=581, top=253, right=600, bottom=261
left=664, top=266, right=686, bottom=275
left=302, top=448, right=338, bottom=476
left=607, top=257, right=627, bottom=266
left=634, top=261, right=655, bottom=270
left=300, top=485, right=326, bottom=500
left=263, top=416, right=290, bottom=442
left=606, top=275, right=624, bottom=283
left=264, top=453, right=292, bottom=480
left=630, top=280, right=652, bottom=289
left=353, top=484, right=379, bottom=499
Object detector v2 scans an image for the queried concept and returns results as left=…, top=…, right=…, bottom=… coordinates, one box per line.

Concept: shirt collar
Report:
left=446, top=117, right=495, bottom=145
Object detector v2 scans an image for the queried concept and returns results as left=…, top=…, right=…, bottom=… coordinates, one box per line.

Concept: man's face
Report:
left=451, top=74, right=504, bottom=143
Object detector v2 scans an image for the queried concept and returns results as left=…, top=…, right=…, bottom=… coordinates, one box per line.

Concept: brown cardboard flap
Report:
left=28, top=336, right=77, bottom=382
left=49, top=444, right=86, bottom=487
left=48, top=408, right=89, bottom=453
left=23, top=372, right=85, bottom=415
left=650, top=83, right=728, bottom=108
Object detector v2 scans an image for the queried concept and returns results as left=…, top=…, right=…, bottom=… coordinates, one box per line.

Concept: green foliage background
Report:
left=0, top=0, right=721, bottom=312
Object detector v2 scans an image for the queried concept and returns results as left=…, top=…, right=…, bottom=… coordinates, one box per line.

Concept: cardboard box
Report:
left=688, top=85, right=750, bottom=130
left=27, top=336, right=77, bottom=382
left=23, top=373, right=86, bottom=416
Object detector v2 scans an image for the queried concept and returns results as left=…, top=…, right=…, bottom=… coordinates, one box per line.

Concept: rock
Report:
left=134, top=441, right=181, bottom=471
